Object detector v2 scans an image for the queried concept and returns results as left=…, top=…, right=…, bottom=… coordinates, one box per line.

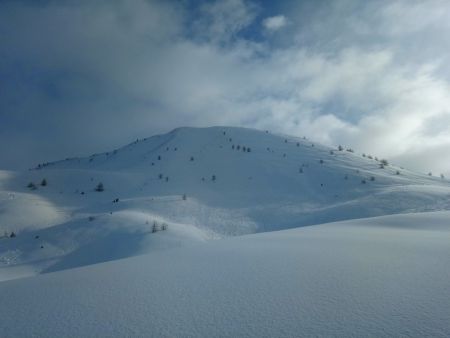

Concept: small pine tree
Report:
left=299, top=168, right=303, bottom=173
left=182, top=194, right=187, bottom=201
left=296, top=142, right=300, bottom=147
left=190, top=156, right=194, bottom=161
left=161, top=223, right=168, bottom=231
left=158, top=155, right=161, bottom=160
left=159, top=174, right=163, bottom=179
left=152, top=221, right=158, bottom=233
left=440, top=174, right=445, bottom=179
left=370, top=176, right=375, bottom=181
left=361, top=179, right=366, bottom=184
left=247, top=148, right=251, bottom=152
left=380, top=159, right=389, bottom=166
left=319, top=159, right=324, bottom=164
left=338, top=145, right=343, bottom=151
left=41, top=179, right=47, bottom=186
left=95, top=182, right=104, bottom=192
left=428, top=172, right=433, bottom=176
left=10, top=232, right=16, bottom=238
left=212, top=175, right=216, bottom=181
left=396, top=170, right=400, bottom=175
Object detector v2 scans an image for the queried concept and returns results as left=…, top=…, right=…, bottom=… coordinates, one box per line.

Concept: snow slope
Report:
left=1, top=126, right=450, bottom=280
left=1, top=211, right=449, bottom=337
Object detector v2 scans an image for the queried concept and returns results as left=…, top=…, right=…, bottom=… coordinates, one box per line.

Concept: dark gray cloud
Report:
left=1, top=0, right=450, bottom=176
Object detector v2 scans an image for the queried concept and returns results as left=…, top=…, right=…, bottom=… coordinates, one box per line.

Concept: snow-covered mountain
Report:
left=1, top=126, right=450, bottom=337
left=1, top=126, right=450, bottom=280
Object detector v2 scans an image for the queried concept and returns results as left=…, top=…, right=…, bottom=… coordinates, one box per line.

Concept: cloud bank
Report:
left=1, top=0, right=450, bottom=176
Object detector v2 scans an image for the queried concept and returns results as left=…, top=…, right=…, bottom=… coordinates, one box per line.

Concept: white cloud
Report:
left=1, top=0, right=450, bottom=176
left=262, top=15, right=287, bottom=31
left=194, top=0, right=259, bottom=44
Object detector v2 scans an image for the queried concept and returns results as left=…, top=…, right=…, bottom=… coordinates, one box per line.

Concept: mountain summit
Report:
left=1, top=126, right=450, bottom=278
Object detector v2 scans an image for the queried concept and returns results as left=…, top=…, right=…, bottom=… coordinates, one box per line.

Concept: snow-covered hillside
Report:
left=1, top=126, right=450, bottom=280
left=1, top=211, right=449, bottom=337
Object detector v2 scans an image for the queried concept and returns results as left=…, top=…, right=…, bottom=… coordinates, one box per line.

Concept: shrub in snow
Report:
left=95, top=183, right=104, bottom=192
left=428, top=172, right=433, bottom=176
left=296, top=142, right=300, bottom=147
left=299, top=168, right=303, bottom=173
left=161, top=223, right=168, bottom=231
left=182, top=194, right=187, bottom=201
left=247, top=148, right=251, bottom=152
left=243, top=147, right=246, bottom=152
left=361, top=179, right=366, bottom=184
left=152, top=222, right=158, bottom=233
left=319, top=159, right=324, bottom=164
left=212, top=175, right=216, bottom=181
left=344, top=175, right=348, bottom=180
left=330, top=150, right=334, bottom=155
left=159, top=174, right=163, bottom=179
left=396, top=170, right=401, bottom=175
left=370, top=176, right=375, bottom=181
left=10, top=232, right=16, bottom=238
left=232, top=145, right=235, bottom=149
left=380, top=159, right=389, bottom=166
left=368, top=155, right=373, bottom=159
left=237, top=145, right=240, bottom=150
left=346, top=148, right=354, bottom=153
left=158, top=156, right=161, bottom=160
left=190, top=156, right=194, bottom=161
left=41, top=179, right=47, bottom=186
left=165, top=177, right=169, bottom=182
left=285, top=139, right=287, bottom=143
left=362, top=153, right=366, bottom=157
left=88, top=216, right=95, bottom=221
left=441, top=174, right=445, bottom=179
left=379, top=164, right=385, bottom=169
left=27, top=182, right=36, bottom=190
left=338, top=145, right=343, bottom=151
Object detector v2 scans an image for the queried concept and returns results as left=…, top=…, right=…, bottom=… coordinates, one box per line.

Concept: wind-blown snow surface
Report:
left=1, top=211, right=450, bottom=337
left=1, top=126, right=450, bottom=280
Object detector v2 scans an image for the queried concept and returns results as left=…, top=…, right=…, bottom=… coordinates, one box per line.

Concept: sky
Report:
left=1, top=0, right=450, bottom=176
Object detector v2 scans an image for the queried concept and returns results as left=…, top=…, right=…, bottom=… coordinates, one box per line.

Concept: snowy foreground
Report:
left=1, top=127, right=450, bottom=336
left=1, top=211, right=450, bottom=337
